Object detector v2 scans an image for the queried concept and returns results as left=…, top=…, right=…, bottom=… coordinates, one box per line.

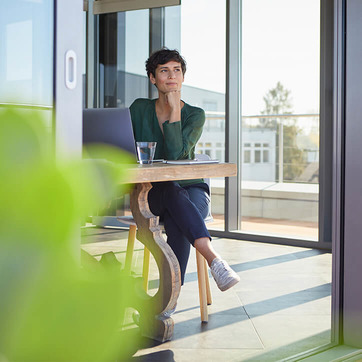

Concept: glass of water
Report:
left=136, top=142, right=157, bottom=164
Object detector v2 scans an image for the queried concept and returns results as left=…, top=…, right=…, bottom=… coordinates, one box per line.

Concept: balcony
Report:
left=199, top=112, right=320, bottom=240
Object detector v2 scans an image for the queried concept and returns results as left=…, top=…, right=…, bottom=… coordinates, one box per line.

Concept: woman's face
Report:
left=150, top=61, right=184, bottom=93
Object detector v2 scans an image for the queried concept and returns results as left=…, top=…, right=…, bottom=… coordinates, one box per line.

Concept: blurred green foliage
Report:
left=0, top=108, right=141, bottom=361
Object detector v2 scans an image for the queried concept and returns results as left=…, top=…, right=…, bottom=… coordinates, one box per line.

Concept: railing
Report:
left=0, top=102, right=53, bottom=110
left=202, top=112, right=320, bottom=184
left=202, top=112, right=320, bottom=232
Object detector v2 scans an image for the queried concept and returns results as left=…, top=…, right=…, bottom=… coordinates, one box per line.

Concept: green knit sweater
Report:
left=130, top=98, right=205, bottom=186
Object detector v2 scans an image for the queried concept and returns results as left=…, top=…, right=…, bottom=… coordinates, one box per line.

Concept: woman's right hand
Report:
left=165, top=90, right=181, bottom=110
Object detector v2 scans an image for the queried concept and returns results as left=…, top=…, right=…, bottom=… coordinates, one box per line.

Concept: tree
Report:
left=259, top=81, right=293, bottom=129
left=260, top=82, right=305, bottom=182
left=262, top=81, right=293, bottom=115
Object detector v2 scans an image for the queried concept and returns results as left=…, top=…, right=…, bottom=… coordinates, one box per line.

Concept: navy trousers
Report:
left=148, top=181, right=211, bottom=285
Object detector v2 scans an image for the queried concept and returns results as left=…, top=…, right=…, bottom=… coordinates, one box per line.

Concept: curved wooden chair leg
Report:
left=196, top=250, right=208, bottom=323
left=143, top=246, right=150, bottom=292
left=125, top=224, right=136, bottom=274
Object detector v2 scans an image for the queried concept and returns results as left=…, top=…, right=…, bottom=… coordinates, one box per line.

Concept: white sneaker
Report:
left=210, top=258, right=240, bottom=291
left=132, top=304, right=176, bottom=325
left=158, top=304, right=177, bottom=319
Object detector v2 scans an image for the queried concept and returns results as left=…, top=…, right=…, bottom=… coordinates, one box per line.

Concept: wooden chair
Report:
left=119, top=154, right=213, bottom=322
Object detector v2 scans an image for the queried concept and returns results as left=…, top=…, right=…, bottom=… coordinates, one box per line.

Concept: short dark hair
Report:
left=146, top=48, right=187, bottom=78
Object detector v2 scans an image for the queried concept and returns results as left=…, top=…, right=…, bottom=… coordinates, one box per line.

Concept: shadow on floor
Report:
left=165, top=283, right=331, bottom=342
left=241, top=283, right=331, bottom=315
left=148, top=249, right=328, bottom=289
left=131, top=349, right=175, bottom=362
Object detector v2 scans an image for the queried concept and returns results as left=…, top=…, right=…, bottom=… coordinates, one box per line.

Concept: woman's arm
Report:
left=165, top=90, right=182, bottom=124
left=163, top=106, right=205, bottom=160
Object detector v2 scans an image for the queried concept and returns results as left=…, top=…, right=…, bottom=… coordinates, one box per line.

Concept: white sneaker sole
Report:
left=218, top=275, right=240, bottom=292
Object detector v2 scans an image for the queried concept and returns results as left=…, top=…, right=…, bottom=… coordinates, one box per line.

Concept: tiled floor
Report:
left=81, top=227, right=332, bottom=362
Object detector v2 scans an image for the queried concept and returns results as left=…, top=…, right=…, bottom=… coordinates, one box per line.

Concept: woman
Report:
left=130, top=48, right=239, bottom=295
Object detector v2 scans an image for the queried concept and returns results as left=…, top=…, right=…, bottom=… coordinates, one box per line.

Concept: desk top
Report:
left=125, top=162, right=237, bottom=184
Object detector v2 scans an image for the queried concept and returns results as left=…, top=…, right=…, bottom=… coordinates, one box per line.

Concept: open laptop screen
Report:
left=82, top=108, right=137, bottom=160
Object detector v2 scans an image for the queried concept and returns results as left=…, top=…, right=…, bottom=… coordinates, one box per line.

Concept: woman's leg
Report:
left=183, top=184, right=220, bottom=266
left=148, top=182, right=211, bottom=243
left=194, top=237, right=220, bottom=266
left=148, top=181, right=239, bottom=291
left=162, top=212, right=190, bottom=285
left=185, top=184, right=240, bottom=291
left=148, top=182, right=211, bottom=284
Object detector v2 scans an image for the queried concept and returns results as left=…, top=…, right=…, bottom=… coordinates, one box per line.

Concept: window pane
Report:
left=0, top=1, right=53, bottom=110
left=96, top=9, right=149, bottom=219
left=124, top=10, right=149, bottom=106
left=240, top=0, right=320, bottom=241
left=98, top=9, right=149, bottom=108
left=0, top=0, right=53, bottom=132
left=166, top=0, right=226, bottom=230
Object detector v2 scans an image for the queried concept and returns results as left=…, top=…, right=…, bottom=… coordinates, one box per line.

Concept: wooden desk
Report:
left=125, top=162, right=236, bottom=184
left=125, top=162, right=236, bottom=342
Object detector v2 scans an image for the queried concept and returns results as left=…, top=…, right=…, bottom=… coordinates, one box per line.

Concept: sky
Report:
left=179, top=0, right=320, bottom=115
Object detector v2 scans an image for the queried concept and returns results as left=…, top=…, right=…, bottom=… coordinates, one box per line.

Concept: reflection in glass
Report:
left=95, top=9, right=149, bottom=219
left=98, top=9, right=149, bottom=109
left=0, top=0, right=53, bottom=107
left=165, top=0, right=226, bottom=230
left=240, top=0, right=320, bottom=240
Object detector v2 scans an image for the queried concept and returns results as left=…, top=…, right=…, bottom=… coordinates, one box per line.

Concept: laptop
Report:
left=82, top=107, right=137, bottom=161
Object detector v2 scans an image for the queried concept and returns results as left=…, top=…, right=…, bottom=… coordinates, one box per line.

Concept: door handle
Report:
left=65, top=50, right=77, bottom=90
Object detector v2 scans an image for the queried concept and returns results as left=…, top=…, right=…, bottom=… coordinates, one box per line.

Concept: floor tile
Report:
left=161, top=313, right=263, bottom=350
left=249, top=314, right=331, bottom=349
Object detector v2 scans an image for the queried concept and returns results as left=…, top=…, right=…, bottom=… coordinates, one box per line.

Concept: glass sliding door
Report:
left=92, top=3, right=226, bottom=227
left=1, top=0, right=83, bottom=250
left=0, top=0, right=83, bottom=158
left=98, top=9, right=149, bottom=109
left=90, top=8, right=150, bottom=224
left=0, top=0, right=54, bottom=129
left=165, top=0, right=227, bottom=230
left=239, top=0, right=320, bottom=241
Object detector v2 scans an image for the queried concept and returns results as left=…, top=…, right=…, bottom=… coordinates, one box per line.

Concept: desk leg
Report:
left=130, top=182, right=181, bottom=342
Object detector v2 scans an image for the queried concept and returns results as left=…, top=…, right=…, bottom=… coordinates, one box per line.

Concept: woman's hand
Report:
left=165, top=90, right=182, bottom=124
left=165, top=90, right=181, bottom=109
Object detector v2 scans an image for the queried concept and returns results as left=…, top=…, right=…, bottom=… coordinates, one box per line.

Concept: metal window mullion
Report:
left=148, top=7, right=165, bottom=99
left=86, top=0, right=99, bottom=108
left=319, top=0, right=334, bottom=244
left=225, top=0, right=241, bottom=231
left=54, top=0, right=83, bottom=257
left=331, top=0, right=345, bottom=346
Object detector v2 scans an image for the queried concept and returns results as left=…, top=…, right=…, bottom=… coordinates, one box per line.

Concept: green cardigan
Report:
left=130, top=98, right=205, bottom=186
